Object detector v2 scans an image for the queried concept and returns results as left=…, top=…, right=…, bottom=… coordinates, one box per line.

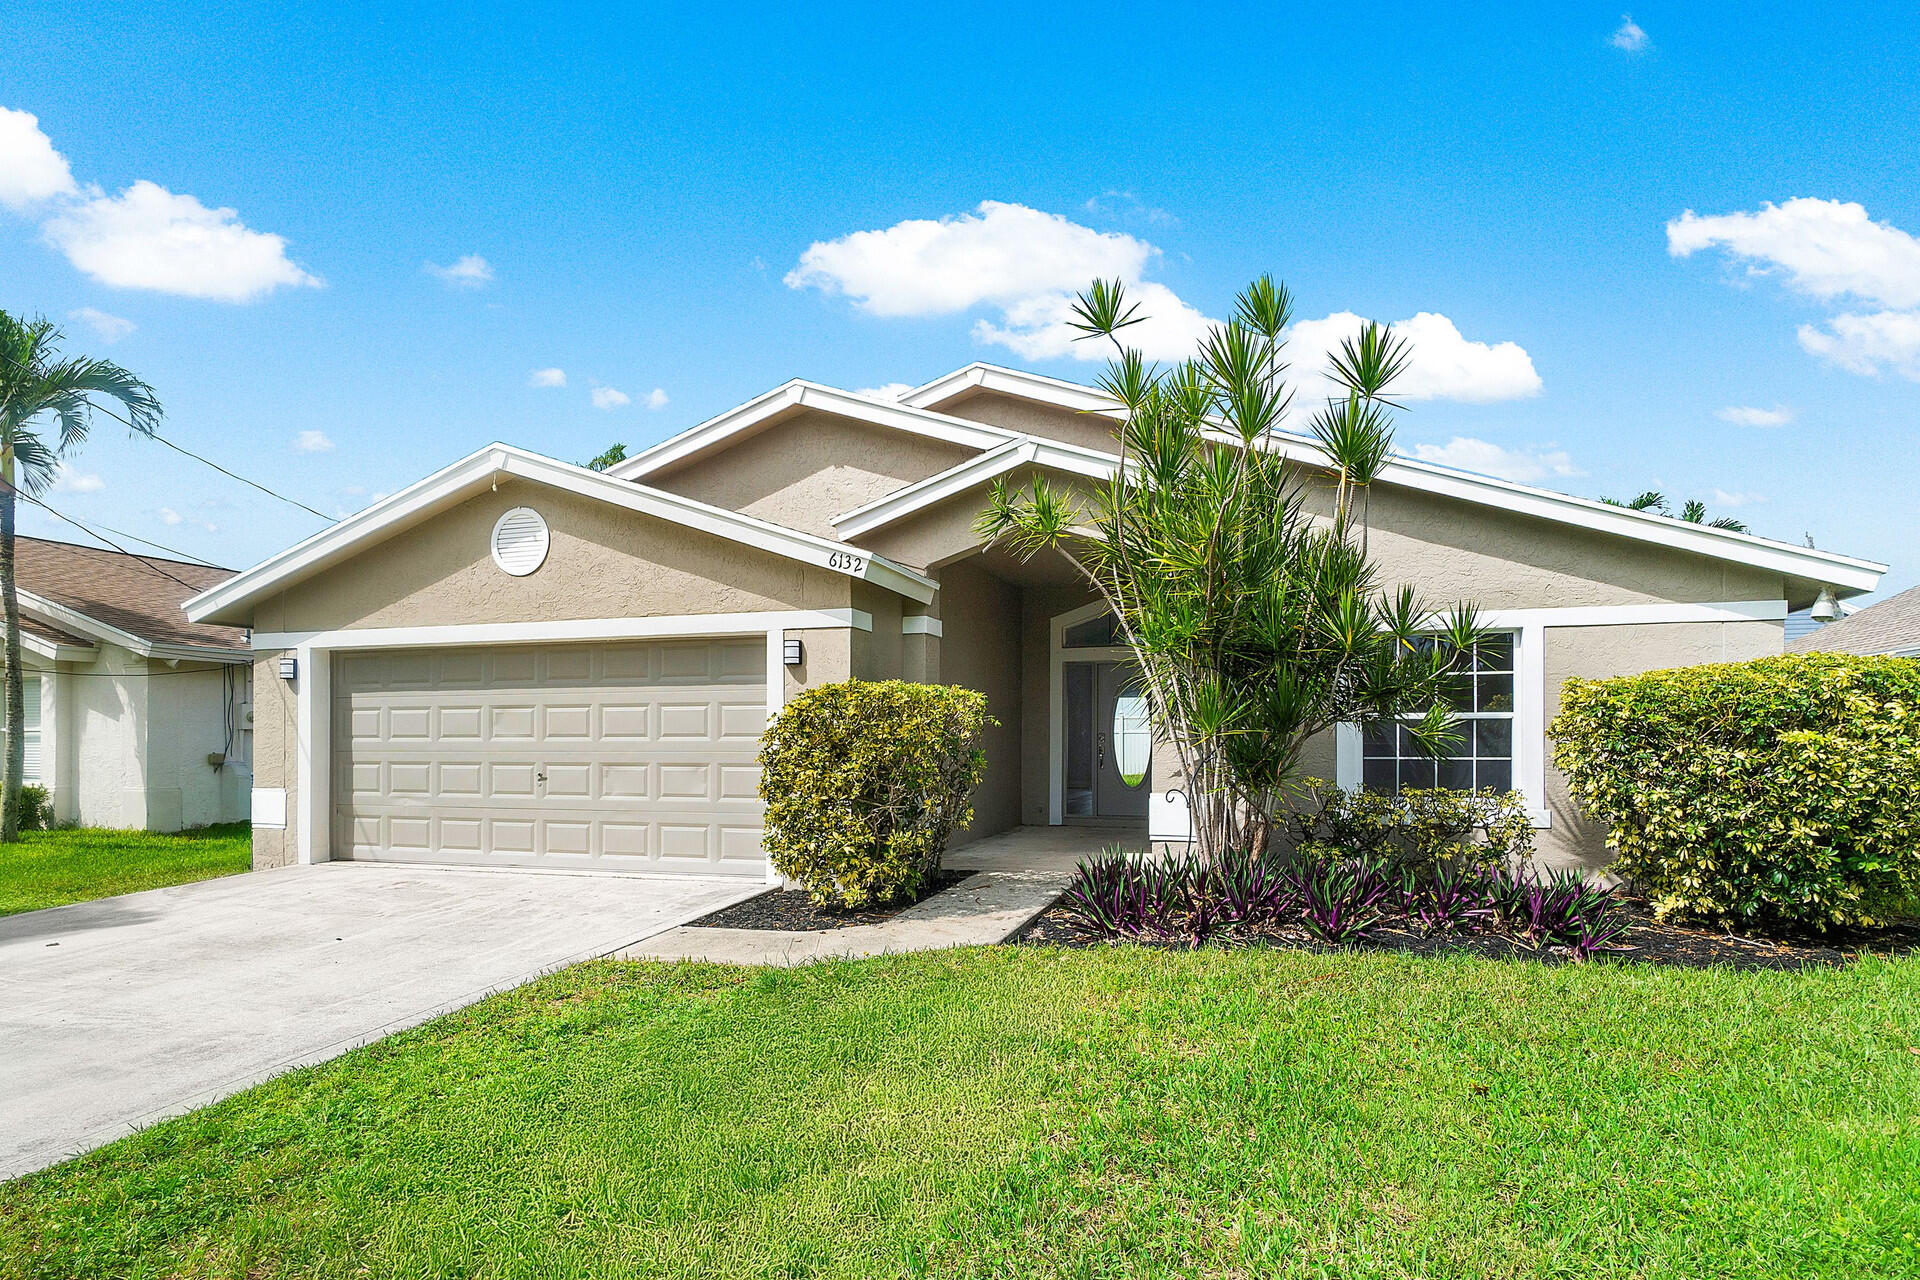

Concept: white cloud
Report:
left=528, top=367, right=567, bottom=388
left=1610, top=15, right=1649, bottom=51
left=42, top=180, right=321, bottom=302
left=1287, top=311, right=1542, bottom=403
left=644, top=387, right=669, bottom=410
left=68, top=307, right=134, bottom=343
left=1716, top=404, right=1793, bottom=427
left=854, top=383, right=914, bottom=402
left=1796, top=310, right=1920, bottom=379
left=52, top=464, right=103, bottom=494
left=1709, top=488, right=1763, bottom=507
left=1667, top=199, right=1920, bottom=309
left=425, top=254, right=494, bottom=288
left=158, top=507, right=182, bottom=526
left=1407, top=437, right=1582, bottom=484
left=0, top=107, right=77, bottom=209
left=591, top=386, right=631, bottom=410
left=975, top=280, right=1216, bottom=363
left=293, top=429, right=335, bottom=454
left=787, top=200, right=1218, bottom=363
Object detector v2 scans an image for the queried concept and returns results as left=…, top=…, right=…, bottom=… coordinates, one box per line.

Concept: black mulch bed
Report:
left=1014, top=897, right=1920, bottom=971
left=688, top=870, right=978, bottom=932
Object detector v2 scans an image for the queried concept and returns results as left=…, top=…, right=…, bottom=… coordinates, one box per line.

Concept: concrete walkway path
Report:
left=1, top=863, right=758, bottom=1180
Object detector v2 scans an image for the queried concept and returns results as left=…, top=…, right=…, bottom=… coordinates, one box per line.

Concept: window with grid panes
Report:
left=1360, top=633, right=1514, bottom=793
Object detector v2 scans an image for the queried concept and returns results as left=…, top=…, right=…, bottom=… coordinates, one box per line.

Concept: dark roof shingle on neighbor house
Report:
left=1789, top=584, right=1920, bottom=657
left=14, top=536, right=245, bottom=653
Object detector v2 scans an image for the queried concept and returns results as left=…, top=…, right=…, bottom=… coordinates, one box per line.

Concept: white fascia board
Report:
left=18, top=592, right=156, bottom=658
left=606, top=379, right=1020, bottom=483
left=901, top=362, right=1125, bottom=416
left=20, top=633, right=90, bottom=662
left=832, top=436, right=1123, bottom=540
left=188, top=444, right=937, bottom=625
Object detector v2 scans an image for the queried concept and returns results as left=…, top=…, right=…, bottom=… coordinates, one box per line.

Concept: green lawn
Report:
left=0, top=822, right=250, bottom=916
left=2, top=946, right=1916, bottom=1279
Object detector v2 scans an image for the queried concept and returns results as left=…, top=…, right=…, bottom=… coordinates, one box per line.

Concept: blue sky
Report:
left=3, top=3, right=1917, bottom=594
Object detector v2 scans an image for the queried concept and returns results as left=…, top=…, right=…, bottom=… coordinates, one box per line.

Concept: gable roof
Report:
left=832, top=436, right=1123, bottom=540
left=890, top=362, right=1886, bottom=595
left=901, top=362, right=1124, bottom=416
left=1789, top=585, right=1920, bottom=656
left=13, top=537, right=247, bottom=660
left=185, top=443, right=937, bottom=626
left=605, top=379, right=1019, bottom=483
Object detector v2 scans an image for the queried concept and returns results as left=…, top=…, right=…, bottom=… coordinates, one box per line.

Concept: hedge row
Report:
left=1551, top=652, right=1920, bottom=930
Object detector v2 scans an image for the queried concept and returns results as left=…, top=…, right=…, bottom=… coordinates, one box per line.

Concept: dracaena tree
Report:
left=976, top=276, right=1483, bottom=862
left=0, top=312, right=162, bottom=840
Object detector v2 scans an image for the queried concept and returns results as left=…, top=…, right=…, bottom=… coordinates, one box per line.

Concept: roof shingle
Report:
left=14, top=537, right=244, bottom=653
left=1788, top=584, right=1920, bottom=657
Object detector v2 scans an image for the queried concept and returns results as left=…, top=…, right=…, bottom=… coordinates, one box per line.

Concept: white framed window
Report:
left=1360, top=633, right=1515, bottom=794
left=0, top=675, right=44, bottom=785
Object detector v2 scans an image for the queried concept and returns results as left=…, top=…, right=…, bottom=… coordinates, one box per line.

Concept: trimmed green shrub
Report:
left=1285, top=779, right=1536, bottom=875
left=9, top=784, right=52, bottom=832
left=760, top=680, right=992, bottom=908
left=1551, top=652, right=1920, bottom=929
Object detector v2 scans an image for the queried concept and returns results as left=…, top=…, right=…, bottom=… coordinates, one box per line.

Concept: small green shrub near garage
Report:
left=1551, top=651, right=1920, bottom=930
left=759, top=679, right=992, bottom=908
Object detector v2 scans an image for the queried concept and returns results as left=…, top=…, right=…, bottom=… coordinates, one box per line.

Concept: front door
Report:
left=1063, top=660, right=1151, bottom=820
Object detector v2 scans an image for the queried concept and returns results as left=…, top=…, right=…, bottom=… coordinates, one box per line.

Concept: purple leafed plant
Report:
left=1204, top=843, right=1297, bottom=928
left=1060, top=847, right=1195, bottom=940
left=1413, top=861, right=1496, bottom=935
left=1293, top=853, right=1391, bottom=942
left=1494, top=866, right=1627, bottom=959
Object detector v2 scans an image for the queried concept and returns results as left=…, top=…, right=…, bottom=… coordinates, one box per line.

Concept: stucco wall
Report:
left=247, top=482, right=851, bottom=635
left=933, top=390, right=1123, bottom=455
left=934, top=560, right=1025, bottom=842
left=1539, top=618, right=1783, bottom=869
left=251, top=652, right=296, bottom=869
left=37, top=644, right=247, bottom=832
left=647, top=409, right=977, bottom=538
left=1315, top=478, right=1787, bottom=608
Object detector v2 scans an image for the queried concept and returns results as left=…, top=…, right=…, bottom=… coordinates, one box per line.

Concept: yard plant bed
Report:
left=3, top=947, right=1916, bottom=1278
left=1017, top=895, right=1920, bottom=971
left=0, top=823, right=250, bottom=917
left=688, top=869, right=976, bottom=931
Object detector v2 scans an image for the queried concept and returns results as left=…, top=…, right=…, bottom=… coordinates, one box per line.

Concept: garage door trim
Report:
left=275, top=609, right=865, bottom=874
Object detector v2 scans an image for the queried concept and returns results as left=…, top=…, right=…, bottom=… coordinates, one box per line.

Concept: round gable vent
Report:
left=491, top=507, right=550, bottom=576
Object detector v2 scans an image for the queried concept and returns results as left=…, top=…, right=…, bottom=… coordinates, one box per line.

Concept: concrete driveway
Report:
left=0, top=862, right=759, bottom=1180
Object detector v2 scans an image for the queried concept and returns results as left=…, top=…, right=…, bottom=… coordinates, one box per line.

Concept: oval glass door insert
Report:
left=1112, top=693, right=1150, bottom=787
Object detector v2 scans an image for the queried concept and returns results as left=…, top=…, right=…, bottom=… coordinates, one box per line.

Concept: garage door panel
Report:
left=332, top=639, right=766, bottom=874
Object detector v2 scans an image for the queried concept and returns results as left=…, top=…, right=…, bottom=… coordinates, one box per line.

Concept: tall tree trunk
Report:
left=1, top=453, right=21, bottom=843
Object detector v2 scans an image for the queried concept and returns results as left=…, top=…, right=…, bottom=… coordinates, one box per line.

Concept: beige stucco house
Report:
left=13, top=537, right=252, bottom=830
left=186, top=363, right=1885, bottom=878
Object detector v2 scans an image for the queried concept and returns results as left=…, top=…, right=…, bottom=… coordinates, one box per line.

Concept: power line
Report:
left=51, top=518, right=222, bottom=569
left=147, top=431, right=333, bottom=522
left=12, top=491, right=201, bottom=590
left=0, top=343, right=334, bottom=522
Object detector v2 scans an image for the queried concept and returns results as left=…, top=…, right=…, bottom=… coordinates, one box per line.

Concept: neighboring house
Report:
left=1788, top=584, right=1920, bottom=657
left=186, top=363, right=1885, bottom=878
left=11, top=537, right=252, bottom=830
left=1784, top=598, right=1859, bottom=645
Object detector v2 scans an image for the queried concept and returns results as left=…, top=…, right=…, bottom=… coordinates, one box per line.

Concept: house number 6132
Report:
left=828, top=551, right=867, bottom=572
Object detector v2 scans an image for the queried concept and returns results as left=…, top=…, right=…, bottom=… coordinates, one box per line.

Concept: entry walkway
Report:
left=619, top=823, right=1140, bottom=966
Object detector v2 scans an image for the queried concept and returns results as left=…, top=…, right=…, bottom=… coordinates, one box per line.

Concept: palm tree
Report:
left=1599, top=489, right=1748, bottom=533
left=0, top=313, right=161, bottom=839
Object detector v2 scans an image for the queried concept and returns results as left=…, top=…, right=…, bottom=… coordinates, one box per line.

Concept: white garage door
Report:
left=332, top=639, right=767, bottom=875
